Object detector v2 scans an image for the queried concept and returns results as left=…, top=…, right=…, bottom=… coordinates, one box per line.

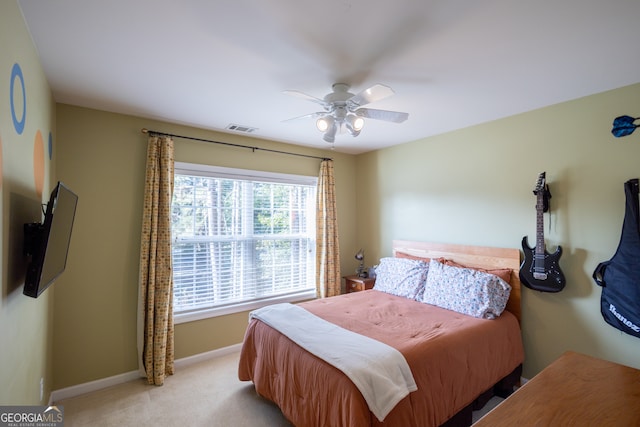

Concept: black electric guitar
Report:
left=519, top=172, right=566, bottom=292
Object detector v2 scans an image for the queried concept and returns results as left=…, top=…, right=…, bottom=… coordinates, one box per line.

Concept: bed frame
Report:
left=392, top=240, right=522, bottom=323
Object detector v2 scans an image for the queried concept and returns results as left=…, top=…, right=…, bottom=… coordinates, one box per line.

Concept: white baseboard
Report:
left=50, top=343, right=243, bottom=403
left=50, top=370, right=141, bottom=403
left=174, top=343, right=242, bottom=369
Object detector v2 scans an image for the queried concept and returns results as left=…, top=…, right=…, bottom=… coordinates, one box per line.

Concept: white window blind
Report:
left=171, top=163, right=317, bottom=322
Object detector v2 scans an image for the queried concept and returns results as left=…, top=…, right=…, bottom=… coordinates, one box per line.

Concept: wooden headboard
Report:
left=392, top=240, right=522, bottom=323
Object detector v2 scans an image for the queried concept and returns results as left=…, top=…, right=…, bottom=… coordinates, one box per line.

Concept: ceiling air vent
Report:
left=226, top=123, right=257, bottom=133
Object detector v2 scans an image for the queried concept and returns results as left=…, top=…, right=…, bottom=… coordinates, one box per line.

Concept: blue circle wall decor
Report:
left=10, top=63, right=26, bottom=135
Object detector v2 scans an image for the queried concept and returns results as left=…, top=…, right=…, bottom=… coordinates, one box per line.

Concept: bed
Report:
left=238, top=240, right=525, bottom=427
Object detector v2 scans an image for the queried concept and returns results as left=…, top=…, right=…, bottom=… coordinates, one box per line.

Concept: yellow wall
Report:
left=0, top=1, right=57, bottom=404
left=356, top=82, right=640, bottom=378
left=53, top=104, right=357, bottom=388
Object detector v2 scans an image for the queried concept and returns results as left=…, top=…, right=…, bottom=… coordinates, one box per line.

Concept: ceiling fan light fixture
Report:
left=353, top=116, right=365, bottom=131
left=346, top=114, right=365, bottom=136
left=316, top=115, right=334, bottom=132
left=323, top=122, right=337, bottom=143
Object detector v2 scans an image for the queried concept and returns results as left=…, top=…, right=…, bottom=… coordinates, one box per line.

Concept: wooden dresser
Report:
left=473, top=351, right=640, bottom=426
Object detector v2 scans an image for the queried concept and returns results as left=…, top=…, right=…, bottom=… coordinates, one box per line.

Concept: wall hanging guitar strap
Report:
left=520, top=172, right=566, bottom=292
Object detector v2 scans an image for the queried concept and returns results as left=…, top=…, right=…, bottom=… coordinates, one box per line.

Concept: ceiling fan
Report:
left=283, top=83, right=409, bottom=143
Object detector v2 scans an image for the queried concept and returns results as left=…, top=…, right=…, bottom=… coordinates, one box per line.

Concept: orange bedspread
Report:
left=238, top=290, right=524, bottom=427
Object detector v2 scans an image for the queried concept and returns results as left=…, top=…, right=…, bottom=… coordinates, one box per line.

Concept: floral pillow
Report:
left=373, top=257, right=429, bottom=300
left=442, top=259, right=512, bottom=285
left=421, top=259, right=511, bottom=319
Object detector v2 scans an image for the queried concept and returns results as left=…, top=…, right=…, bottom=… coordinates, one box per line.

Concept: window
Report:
left=171, top=163, right=317, bottom=323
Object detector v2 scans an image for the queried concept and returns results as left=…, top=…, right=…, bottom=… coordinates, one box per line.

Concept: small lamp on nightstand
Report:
left=355, top=249, right=367, bottom=278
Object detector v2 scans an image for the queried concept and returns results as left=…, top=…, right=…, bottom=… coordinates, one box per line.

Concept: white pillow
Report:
left=372, top=257, right=429, bottom=300
left=421, top=259, right=511, bottom=319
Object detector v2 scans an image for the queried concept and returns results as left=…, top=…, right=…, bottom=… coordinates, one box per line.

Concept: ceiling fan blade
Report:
left=283, top=90, right=328, bottom=107
left=348, top=84, right=395, bottom=107
left=282, top=111, right=325, bottom=122
left=355, top=108, right=409, bottom=123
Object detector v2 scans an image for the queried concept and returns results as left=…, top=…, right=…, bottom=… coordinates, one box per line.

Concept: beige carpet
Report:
left=55, top=351, right=501, bottom=426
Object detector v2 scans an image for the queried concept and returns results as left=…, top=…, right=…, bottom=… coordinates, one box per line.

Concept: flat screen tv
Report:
left=23, top=182, right=78, bottom=298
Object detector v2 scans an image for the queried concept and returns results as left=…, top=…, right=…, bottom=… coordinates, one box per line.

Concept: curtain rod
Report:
left=141, top=128, right=332, bottom=161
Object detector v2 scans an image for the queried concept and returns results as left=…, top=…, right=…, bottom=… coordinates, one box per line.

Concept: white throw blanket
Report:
left=249, top=303, right=417, bottom=421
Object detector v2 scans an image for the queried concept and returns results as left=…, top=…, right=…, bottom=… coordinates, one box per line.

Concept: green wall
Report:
left=0, top=1, right=57, bottom=404
left=356, top=82, right=640, bottom=378
left=53, top=104, right=357, bottom=389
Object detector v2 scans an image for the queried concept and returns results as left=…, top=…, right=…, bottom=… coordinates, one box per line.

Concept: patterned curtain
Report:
left=137, top=135, right=175, bottom=385
left=316, top=159, right=341, bottom=297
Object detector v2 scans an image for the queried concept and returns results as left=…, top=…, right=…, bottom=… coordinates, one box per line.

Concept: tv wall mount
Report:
left=23, top=222, right=45, bottom=258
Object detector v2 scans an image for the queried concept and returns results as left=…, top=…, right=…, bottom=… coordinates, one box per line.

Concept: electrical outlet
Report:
left=40, top=377, right=44, bottom=402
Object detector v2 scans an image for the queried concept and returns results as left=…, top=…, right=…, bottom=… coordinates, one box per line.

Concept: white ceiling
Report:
left=18, top=0, right=640, bottom=154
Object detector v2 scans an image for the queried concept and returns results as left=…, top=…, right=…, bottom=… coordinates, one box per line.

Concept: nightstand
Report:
left=344, top=275, right=376, bottom=293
